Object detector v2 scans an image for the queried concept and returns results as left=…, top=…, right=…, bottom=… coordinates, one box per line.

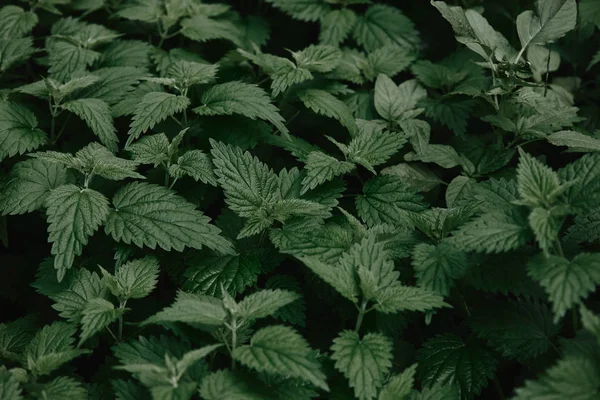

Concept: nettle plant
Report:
left=1, top=0, right=600, bottom=398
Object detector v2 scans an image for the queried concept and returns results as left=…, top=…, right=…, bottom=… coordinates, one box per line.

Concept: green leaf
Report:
left=169, top=150, right=217, bottom=186
left=0, top=38, right=35, bottom=72
left=62, top=98, right=118, bottom=153
left=237, top=289, right=301, bottom=320
left=47, top=41, right=100, bottom=82
left=233, top=325, right=328, bottom=391
left=166, top=60, right=218, bottom=88
left=295, top=256, right=359, bottom=303
left=352, top=4, right=419, bottom=52
left=143, top=291, right=227, bottom=327
left=527, top=253, right=600, bottom=322
left=0, top=100, right=47, bottom=161
left=330, top=330, right=393, bottom=400
left=200, top=370, right=268, bottom=400
left=127, top=133, right=169, bottom=167
left=558, top=153, right=600, bottom=212
left=412, top=243, right=468, bottom=296
left=417, top=334, right=496, bottom=398
left=104, top=182, right=234, bottom=254
left=516, top=0, right=577, bottom=58
left=292, top=44, right=341, bottom=73
left=46, top=185, right=110, bottom=281
left=0, top=315, right=37, bottom=363
left=517, top=148, right=563, bottom=208
left=0, top=159, right=67, bottom=215
left=513, top=356, right=600, bottom=400
left=210, top=140, right=279, bottom=217
left=297, top=89, right=357, bottom=135
left=448, top=211, right=531, bottom=254
left=99, top=40, right=151, bottom=69
left=194, top=81, right=288, bottom=135
left=431, top=1, right=516, bottom=61
left=357, top=175, right=426, bottom=227
left=347, top=129, right=406, bottom=172
left=25, top=322, right=88, bottom=377
left=79, top=298, right=122, bottom=345
left=265, top=275, right=307, bottom=327
left=264, top=0, right=330, bottom=22
left=271, top=63, right=313, bottom=97
left=374, top=284, right=449, bottom=314
left=183, top=254, right=261, bottom=297
left=379, top=364, right=417, bottom=400
left=101, top=256, right=159, bottom=300
left=0, top=366, right=23, bottom=400
left=363, top=44, right=416, bottom=81
left=528, top=206, right=563, bottom=255
left=580, top=305, right=600, bottom=342
left=50, top=268, right=105, bottom=323
left=319, top=9, right=356, bottom=46
left=301, top=151, right=355, bottom=194
left=422, top=97, right=473, bottom=137
left=547, top=130, right=600, bottom=152
left=37, top=376, right=88, bottom=400
left=374, top=75, right=426, bottom=122
left=381, top=163, right=442, bottom=193
left=180, top=15, right=242, bottom=46
left=471, top=299, right=560, bottom=362
left=126, top=92, right=190, bottom=147
left=0, top=6, right=37, bottom=39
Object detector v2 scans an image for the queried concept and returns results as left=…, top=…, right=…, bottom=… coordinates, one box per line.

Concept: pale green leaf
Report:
left=319, top=9, right=356, bottom=46
left=547, top=130, right=600, bottom=152
left=0, top=6, right=37, bottom=39
left=0, top=366, right=23, bottom=400
left=62, top=98, right=118, bottom=152
left=79, top=298, right=122, bottom=345
left=301, top=151, right=355, bottom=194
left=0, top=38, right=35, bottom=72
left=237, top=289, right=301, bottom=320
left=37, top=376, right=88, bottom=400
left=50, top=268, right=105, bottom=323
left=298, top=89, right=358, bottom=135
left=374, top=75, right=426, bottom=122
left=143, top=291, right=226, bottom=327
left=180, top=15, right=242, bottom=46
left=102, top=256, right=159, bottom=300
left=292, top=44, right=342, bottom=73
left=0, top=101, right=47, bottom=161
left=352, top=4, right=419, bottom=52
left=264, top=0, right=330, bottom=22
left=379, top=364, right=417, bottom=400
left=295, top=256, right=359, bottom=303
left=374, top=284, right=450, bottom=313
left=412, top=243, right=468, bottom=296
left=169, top=150, right=217, bottom=186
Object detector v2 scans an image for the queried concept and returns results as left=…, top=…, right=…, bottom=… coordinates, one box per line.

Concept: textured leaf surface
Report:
left=298, top=89, right=357, bottom=135
left=331, top=330, right=393, bottom=400
left=62, top=98, right=118, bottom=152
left=105, top=182, right=234, bottom=254
left=46, top=185, right=110, bottom=281
left=233, top=325, right=328, bottom=391
left=0, top=101, right=47, bottom=161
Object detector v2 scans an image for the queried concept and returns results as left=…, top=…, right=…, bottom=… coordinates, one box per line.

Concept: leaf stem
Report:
left=106, top=326, right=117, bottom=341
left=230, top=318, right=238, bottom=370
left=118, top=300, right=127, bottom=341
left=544, top=45, right=552, bottom=97
left=355, top=298, right=368, bottom=333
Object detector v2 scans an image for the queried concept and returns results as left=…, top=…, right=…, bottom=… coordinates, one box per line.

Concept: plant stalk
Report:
left=230, top=319, right=238, bottom=370
left=355, top=298, right=368, bottom=333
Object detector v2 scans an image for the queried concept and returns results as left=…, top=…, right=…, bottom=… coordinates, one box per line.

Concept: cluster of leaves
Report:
left=1, top=0, right=600, bottom=399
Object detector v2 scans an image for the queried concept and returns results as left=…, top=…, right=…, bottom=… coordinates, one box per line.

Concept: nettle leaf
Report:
left=295, top=256, right=359, bottom=303
left=417, top=334, right=496, bottom=398
left=104, top=182, right=234, bottom=254
left=237, top=289, right=300, bottom=320
left=50, top=268, right=105, bottom=323
left=264, top=0, right=330, bottom=22
left=362, top=44, right=417, bottom=81
left=352, top=4, right=419, bottom=52
left=169, top=150, right=217, bottom=186
left=194, top=81, right=289, bottom=135
left=301, top=151, right=355, bottom=194
left=374, top=284, right=449, bottom=314
left=516, top=148, right=563, bottom=208
left=357, top=175, right=426, bottom=227
left=180, top=14, right=242, bottom=45
left=126, top=92, right=190, bottom=146
left=379, top=363, right=417, bottom=400
left=547, top=130, right=600, bottom=152
left=471, top=299, right=560, bottom=362
left=0, top=38, right=35, bottom=72
left=330, top=330, right=393, bottom=400
left=36, top=376, right=87, bottom=400
left=0, top=6, right=37, bottom=39
left=0, top=159, right=67, bottom=215
left=101, top=256, right=159, bottom=300
left=0, top=100, right=47, bottom=161
left=412, top=242, right=468, bottom=296
left=319, top=9, right=357, bottom=46
left=211, top=140, right=279, bottom=217
left=25, top=322, right=88, bottom=377
left=61, top=98, right=118, bottom=152
left=233, top=325, right=329, bottom=391
left=449, top=211, right=531, bottom=254
left=347, top=128, right=407, bottom=172
left=79, top=298, right=122, bottom=345
left=516, top=0, right=577, bottom=58
left=527, top=253, right=600, bottom=322
left=127, top=133, right=170, bottom=167
left=265, top=275, right=307, bottom=327
left=513, top=356, right=600, bottom=400
left=184, top=254, right=261, bottom=297
left=143, top=291, right=227, bottom=327
left=0, top=365, right=23, bottom=400
left=292, top=44, right=341, bottom=73
left=0, top=315, right=37, bottom=363
left=297, top=89, right=357, bottom=135
left=374, top=75, right=426, bottom=122
left=45, top=185, right=110, bottom=281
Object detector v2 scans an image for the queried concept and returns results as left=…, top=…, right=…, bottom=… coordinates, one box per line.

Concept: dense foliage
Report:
left=1, top=0, right=600, bottom=398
